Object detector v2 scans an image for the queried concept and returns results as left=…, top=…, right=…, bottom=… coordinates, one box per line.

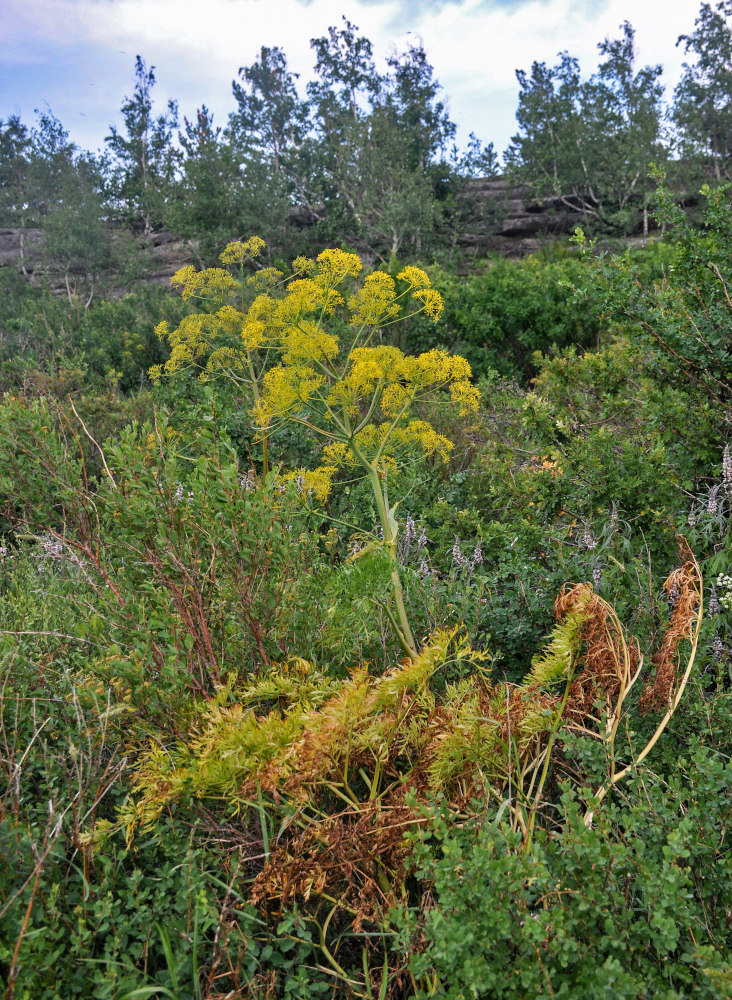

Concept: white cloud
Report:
left=0, top=0, right=705, bottom=155
left=405, top=0, right=699, bottom=144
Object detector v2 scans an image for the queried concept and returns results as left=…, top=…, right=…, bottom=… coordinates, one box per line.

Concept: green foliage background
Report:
left=1, top=6, right=732, bottom=995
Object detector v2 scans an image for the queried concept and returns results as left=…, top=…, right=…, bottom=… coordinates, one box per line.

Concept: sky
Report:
left=0, top=0, right=706, bottom=161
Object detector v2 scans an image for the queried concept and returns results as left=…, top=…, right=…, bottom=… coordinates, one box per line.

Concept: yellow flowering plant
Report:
left=152, top=238, right=480, bottom=657
left=149, top=236, right=277, bottom=473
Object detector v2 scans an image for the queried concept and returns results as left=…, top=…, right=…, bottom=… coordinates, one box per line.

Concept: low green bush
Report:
left=397, top=719, right=731, bottom=999
left=403, top=254, right=605, bottom=382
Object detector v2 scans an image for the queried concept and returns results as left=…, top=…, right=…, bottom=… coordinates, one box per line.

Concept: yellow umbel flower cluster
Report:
left=171, top=266, right=238, bottom=302
left=281, top=320, right=340, bottom=366
left=277, top=279, right=343, bottom=323
left=152, top=236, right=479, bottom=490
left=348, top=272, right=401, bottom=326
left=218, top=236, right=266, bottom=264
left=280, top=465, right=339, bottom=501
left=317, top=420, right=453, bottom=476
left=258, top=364, right=324, bottom=419
left=313, top=247, right=362, bottom=286
left=151, top=236, right=481, bottom=657
left=292, top=255, right=316, bottom=276
left=288, top=345, right=479, bottom=423
left=412, top=287, right=444, bottom=319
left=241, top=320, right=267, bottom=352
left=353, top=420, right=453, bottom=468
left=154, top=238, right=456, bottom=390
left=149, top=313, right=222, bottom=382
left=247, top=267, right=284, bottom=290
left=396, top=265, right=432, bottom=289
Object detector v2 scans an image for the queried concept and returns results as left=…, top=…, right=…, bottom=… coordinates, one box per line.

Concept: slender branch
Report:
left=68, top=399, right=117, bottom=489
left=589, top=562, right=703, bottom=818
left=353, top=380, right=386, bottom=436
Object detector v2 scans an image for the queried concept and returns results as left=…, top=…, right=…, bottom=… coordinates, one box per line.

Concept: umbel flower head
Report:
left=150, top=237, right=481, bottom=658
left=151, top=237, right=480, bottom=498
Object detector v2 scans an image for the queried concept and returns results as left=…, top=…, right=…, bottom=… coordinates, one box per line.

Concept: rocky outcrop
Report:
left=455, top=177, right=587, bottom=258
left=134, top=230, right=198, bottom=286
left=0, top=225, right=196, bottom=298
left=0, top=177, right=628, bottom=289
left=0, top=227, right=43, bottom=268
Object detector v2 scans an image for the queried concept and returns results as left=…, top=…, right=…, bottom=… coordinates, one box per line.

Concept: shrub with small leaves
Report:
left=397, top=746, right=731, bottom=999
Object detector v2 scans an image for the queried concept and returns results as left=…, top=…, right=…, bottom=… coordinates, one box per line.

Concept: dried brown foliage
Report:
left=554, top=583, right=640, bottom=727
left=640, top=562, right=702, bottom=713
left=125, top=561, right=702, bottom=997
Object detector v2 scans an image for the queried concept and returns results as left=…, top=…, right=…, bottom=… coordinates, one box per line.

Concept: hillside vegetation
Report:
left=0, top=3, right=731, bottom=998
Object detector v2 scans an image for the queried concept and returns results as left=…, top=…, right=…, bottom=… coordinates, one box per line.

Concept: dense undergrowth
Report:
left=0, top=182, right=730, bottom=998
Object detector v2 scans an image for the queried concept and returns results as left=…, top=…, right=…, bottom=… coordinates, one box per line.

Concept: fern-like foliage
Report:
left=525, top=584, right=593, bottom=689
left=115, top=565, right=702, bottom=996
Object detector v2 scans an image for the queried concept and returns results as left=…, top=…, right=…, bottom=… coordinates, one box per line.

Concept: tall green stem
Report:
left=364, top=462, right=417, bottom=658
left=343, top=414, right=417, bottom=656
left=261, top=433, right=269, bottom=478
left=525, top=661, right=575, bottom=851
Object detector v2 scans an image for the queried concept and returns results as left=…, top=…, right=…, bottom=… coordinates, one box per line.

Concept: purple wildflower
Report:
left=723, top=444, right=732, bottom=496
left=470, top=542, right=483, bottom=571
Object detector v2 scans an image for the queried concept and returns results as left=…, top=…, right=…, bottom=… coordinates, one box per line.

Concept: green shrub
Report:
left=0, top=644, right=221, bottom=999
left=398, top=735, right=731, bottom=998
left=0, top=275, right=186, bottom=394
left=571, top=180, right=732, bottom=418
left=403, top=255, right=605, bottom=382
